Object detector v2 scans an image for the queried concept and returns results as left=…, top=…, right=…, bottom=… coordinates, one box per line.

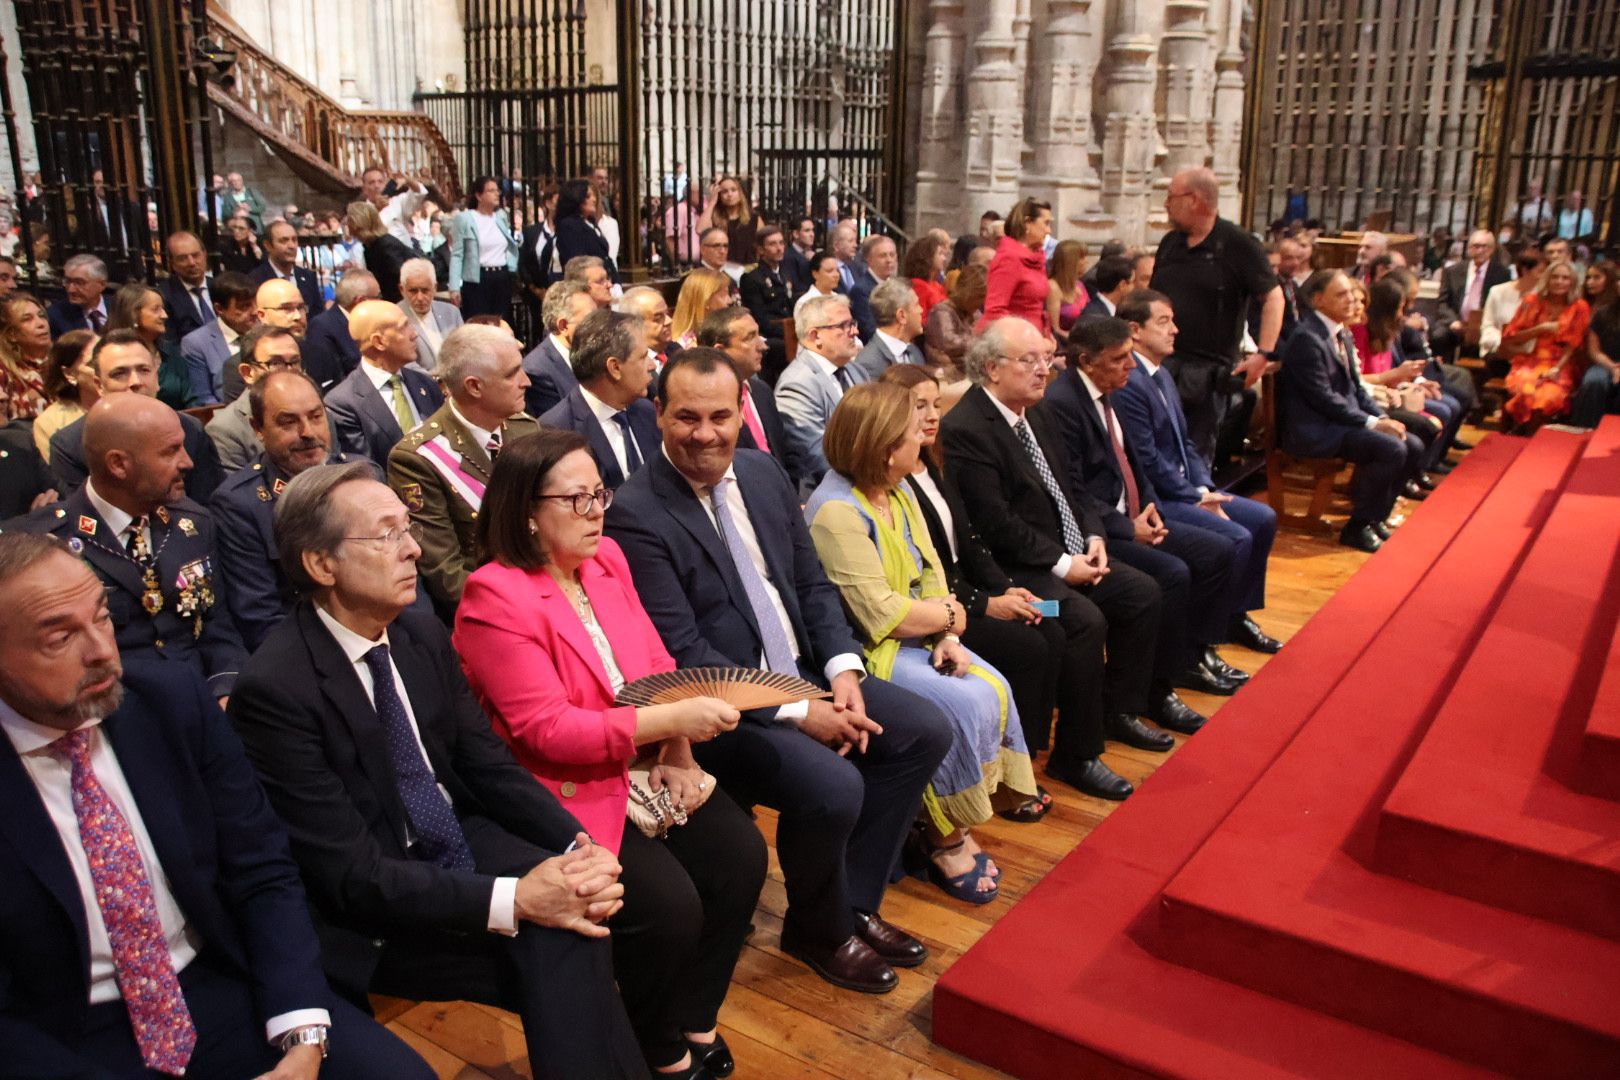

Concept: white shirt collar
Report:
left=1077, top=369, right=1106, bottom=404
left=801, top=348, right=841, bottom=381
left=1315, top=310, right=1345, bottom=337
left=985, top=387, right=1025, bottom=428
left=876, top=329, right=910, bottom=361
left=1134, top=350, right=1164, bottom=377
left=83, top=479, right=135, bottom=539
left=448, top=399, right=494, bottom=450
left=662, top=443, right=736, bottom=499
left=0, top=693, right=101, bottom=756
left=1099, top=295, right=1116, bottom=315
left=361, top=359, right=400, bottom=391
left=313, top=603, right=389, bottom=664
left=548, top=334, right=572, bottom=361
left=580, top=385, right=626, bottom=426
left=221, top=321, right=241, bottom=348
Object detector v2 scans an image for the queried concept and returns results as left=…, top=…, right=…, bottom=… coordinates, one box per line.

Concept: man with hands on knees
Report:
left=0, top=533, right=433, bottom=1080
left=227, top=462, right=650, bottom=1079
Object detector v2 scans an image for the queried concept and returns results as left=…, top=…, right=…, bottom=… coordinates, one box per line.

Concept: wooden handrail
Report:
left=204, top=1, right=460, bottom=202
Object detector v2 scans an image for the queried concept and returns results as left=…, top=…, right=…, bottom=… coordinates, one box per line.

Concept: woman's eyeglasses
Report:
left=536, top=487, right=615, bottom=516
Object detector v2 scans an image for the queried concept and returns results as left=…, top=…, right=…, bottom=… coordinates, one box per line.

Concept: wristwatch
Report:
left=278, top=1025, right=330, bottom=1059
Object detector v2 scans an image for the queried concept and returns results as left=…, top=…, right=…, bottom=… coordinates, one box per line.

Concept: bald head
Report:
left=349, top=299, right=418, bottom=372
left=256, top=278, right=308, bottom=337
left=1166, top=168, right=1220, bottom=232
left=618, top=286, right=671, bottom=350
left=82, top=394, right=191, bottom=510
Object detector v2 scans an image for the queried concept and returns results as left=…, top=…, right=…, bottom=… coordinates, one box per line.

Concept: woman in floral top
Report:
left=0, top=292, right=52, bottom=422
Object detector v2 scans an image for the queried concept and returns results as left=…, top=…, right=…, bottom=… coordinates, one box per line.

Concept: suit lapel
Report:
left=388, top=620, right=459, bottom=789
left=0, top=735, right=90, bottom=981
left=577, top=394, right=625, bottom=488
left=356, top=370, right=401, bottom=438
left=973, top=387, right=1044, bottom=495
left=652, top=456, right=762, bottom=643
left=553, top=563, right=621, bottom=698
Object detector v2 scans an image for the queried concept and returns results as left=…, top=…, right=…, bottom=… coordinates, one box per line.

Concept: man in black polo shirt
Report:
left=1150, top=167, right=1283, bottom=466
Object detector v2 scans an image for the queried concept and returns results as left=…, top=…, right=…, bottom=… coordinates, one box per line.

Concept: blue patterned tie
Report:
left=709, top=478, right=798, bottom=674
left=1013, top=417, right=1087, bottom=554
left=611, top=411, right=644, bottom=474
left=362, top=645, right=476, bottom=871
left=1152, top=366, right=1194, bottom=480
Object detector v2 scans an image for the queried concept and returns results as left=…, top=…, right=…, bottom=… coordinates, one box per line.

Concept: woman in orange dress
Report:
left=1500, top=260, right=1590, bottom=431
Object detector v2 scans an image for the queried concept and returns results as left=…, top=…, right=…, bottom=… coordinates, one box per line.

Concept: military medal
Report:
left=141, top=566, right=164, bottom=614
left=177, top=517, right=197, bottom=537
left=256, top=486, right=272, bottom=502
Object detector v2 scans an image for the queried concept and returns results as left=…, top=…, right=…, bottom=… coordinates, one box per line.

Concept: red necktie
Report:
left=740, top=385, right=770, bottom=453
left=1102, top=398, right=1141, bottom=518
left=53, top=729, right=197, bottom=1075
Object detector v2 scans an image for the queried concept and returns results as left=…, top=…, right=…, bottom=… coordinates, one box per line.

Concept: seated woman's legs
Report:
left=1571, top=363, right=1617, bottom=429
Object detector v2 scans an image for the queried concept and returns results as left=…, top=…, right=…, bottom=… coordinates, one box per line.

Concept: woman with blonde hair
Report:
left=805, top=381, right=1037, bottom=904
left=345, top=199, right=416, bottom=301
left=0, top=292, right=52, bottom=421
left=669, top=267, right=734, bottom=348
left=1499, top=259, right=1591, bottom=431
left=1045, top=239, right=1090, bottom=347
left=701, top=175, right=756, bottom=265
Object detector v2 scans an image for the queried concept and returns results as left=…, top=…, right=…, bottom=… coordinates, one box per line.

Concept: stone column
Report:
left=1160, top=0, right=1212, bottom=178
left=914, top=0, right=967, bottom=234
left=1099, top=0, right=1163, bottom=244
left=963, top=0, right=1026, bottom=224
left=1209, top=0, right=1246, bottom=219
left=1028, top=0, right=1110, bottom=241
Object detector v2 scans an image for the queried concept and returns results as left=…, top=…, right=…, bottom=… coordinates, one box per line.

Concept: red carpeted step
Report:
left=932, top=436, right=1525, bottom=1080
left=1377, top=419, right=1620, bottom=939
left=1155, top=430, right=1620, bottom=1079
left=1577, top=418, right=1620, bottom=800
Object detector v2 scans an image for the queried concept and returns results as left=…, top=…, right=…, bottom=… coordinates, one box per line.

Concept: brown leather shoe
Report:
left=853, top=910, right=928, bottom=968
left=779, top=932, right=898, bottom=993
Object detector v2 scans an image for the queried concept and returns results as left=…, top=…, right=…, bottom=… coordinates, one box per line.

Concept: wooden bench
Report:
left=1260, top=371, right=1344, bottom=534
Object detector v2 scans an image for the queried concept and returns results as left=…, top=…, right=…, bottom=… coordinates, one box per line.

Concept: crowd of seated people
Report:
left=9, top=164, right=1619, bottom=1078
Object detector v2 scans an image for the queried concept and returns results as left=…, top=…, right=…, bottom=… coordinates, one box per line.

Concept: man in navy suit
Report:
left=1279, top=270, right=1424, bottom=552
left=522, top=280, right=596, bottom=416
left=782, top=215, right=818, bottom=297
left=323, top=301, right=444, bottom=471
left=697, top=307, right=788, bottom=458
left=1038, top=318, right=1248, bottom=699
left=180, top=271, right=258, bottom=405
left=303, top=269, right=378, bottom=394
left=0, top=533, right=432, bottom=1079
left=1078, top=255, right=1133, bottom=322
left=847, top=234, right=898, bottom=342
left=1115, top=290, right=1281, bottom=654
left=540, top=308, right=658, bottom=490
left=46, top=255, right=111, bottom=338
left=249, top=220, right=325, bottom=316
left=159, top=230, right=216, bottom=345
left=606, top=349, right=951, bottom=996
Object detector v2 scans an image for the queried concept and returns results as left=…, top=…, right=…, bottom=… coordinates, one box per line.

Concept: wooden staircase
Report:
left=204, top=1, right=461, bottom=203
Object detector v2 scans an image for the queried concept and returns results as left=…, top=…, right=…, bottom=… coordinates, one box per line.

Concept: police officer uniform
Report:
left=10, top=483, right=246, bottom=696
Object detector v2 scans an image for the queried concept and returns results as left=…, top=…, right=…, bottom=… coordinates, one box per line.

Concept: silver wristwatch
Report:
left=279, top=1024, right=330, bottom=1059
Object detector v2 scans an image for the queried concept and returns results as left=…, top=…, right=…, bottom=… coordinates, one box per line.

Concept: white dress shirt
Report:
left=1077, top=370, right=1128, bottom=514
left=984, top=389, right=1097, bottom=577
left=413, top=305, right=445, bottom=357
left=876, top=329, right=912, bottom=365
left=83, top=479, right=145, bottom=552
left=908, top=467, right=956, bottom=562
left=380, top=185, right=426, bottom=244
left=0, top=701, right=331, bottom=1042
left=794, top=285, right=836, bottom=315
left=361, top=360, right=423, bottom=427
left=471, top=213, right=508, bottom=268
left=580, top=387, right=645, bottom=479
left=801, top=348, right=849, bottom=401
left=668, top=450, right=863, bottom=722
left=313, top=605, right=519, bottom=933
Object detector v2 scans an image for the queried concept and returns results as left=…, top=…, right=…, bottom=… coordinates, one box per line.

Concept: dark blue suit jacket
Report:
left=249, top=262, right=325, bottom=319
left=0, top=661, right=329, bottom=1073
left=739, top=376, right=788, bottom=458
left=847, top=266, right=881, bottom=342
left=1035, top=366, right=1159, bottom=542
left=1078, top=294, right=1114, bottom=322
left=605, top=448, right=861, bottom=682
left=539, top=389, right=657, bottom=490
left=302, top=306, right=362, bottom=394
left=323, top=364, right=444, bottom=471
left=160, top=274, right=215, bottom=346
left=521, top=335, right=577, bottom=418
left=1112, top=358, right=1214, bottom=505
left=1277, top=312, right=1382, bottom=458
left=45, top=298, right=103, bottom=339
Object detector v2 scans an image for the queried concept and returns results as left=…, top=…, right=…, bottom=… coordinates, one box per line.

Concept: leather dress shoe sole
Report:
left=854, top=910, right=928, bottom=968
left=779, top=933, right=898, bottom=994
left=1105, top=713, right=1175, bottom=751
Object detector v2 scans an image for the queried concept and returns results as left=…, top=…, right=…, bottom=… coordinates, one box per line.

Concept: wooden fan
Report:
left=614, top=666, right=831, bottom=711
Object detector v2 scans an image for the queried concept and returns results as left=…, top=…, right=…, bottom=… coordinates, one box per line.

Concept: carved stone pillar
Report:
left=1208, top=0, right=1246, bottom=219
left=1099, top=1, right=1163, bottom=244
left=1028, top=0, right=1110, bottom=240
left=914, top=0, right=967, bottom=234
left=963, top=0, right=1025, bottom=223
left=1160, top=0, right=1212, bottom=178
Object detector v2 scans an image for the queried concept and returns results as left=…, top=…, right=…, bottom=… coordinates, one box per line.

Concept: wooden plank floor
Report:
left=369, top=453, right=1454, bottom=1079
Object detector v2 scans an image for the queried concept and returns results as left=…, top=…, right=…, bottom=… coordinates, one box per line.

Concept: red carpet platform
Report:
left=933, top=419, right=1620, bottom=1079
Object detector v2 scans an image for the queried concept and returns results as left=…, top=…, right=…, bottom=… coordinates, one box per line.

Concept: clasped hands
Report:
left=515, top=832, right=625, bottom=938
left=1132, top=503, right=1169, bottom=546
left=802, top=670, right=882, bottom=758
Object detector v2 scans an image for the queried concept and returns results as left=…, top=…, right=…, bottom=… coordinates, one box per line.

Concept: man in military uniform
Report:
left=388, top=323, right=537, bottom=616
left=11, top=393, right=245, bottom=701
left=206, top=324, right=306, bottom=473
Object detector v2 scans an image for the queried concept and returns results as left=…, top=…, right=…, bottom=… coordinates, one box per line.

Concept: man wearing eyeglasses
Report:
left=389, top=323, right=538, bottom=616
left=203, top=325, right=306, bottom=473
left=229, top=462, right=648, bottom=1079
left=775, top=294, right=869, bottom=496
left=45, top=331, right=225, bottom=502
left=698, top=227, right=743, bottom=285
left=221, top=278, right=312, bottom=403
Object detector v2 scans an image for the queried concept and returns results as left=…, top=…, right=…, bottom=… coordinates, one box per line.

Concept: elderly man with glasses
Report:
left=775, top=294, right=868, bottom=496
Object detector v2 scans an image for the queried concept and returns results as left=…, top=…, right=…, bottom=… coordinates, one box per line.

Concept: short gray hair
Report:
left=616, top=286, right=663, bottom=317
left=869, top=278, right=917, bottom=328
left=542, top=281, right=592, bottom=334
left=963, top=319, right=1024, bottom=384
left=335, top=268, right=379, bottom=309
left=274, top=460, right=377, bottom=594
left=563, top=255, right=605, bottom=282
left=64, top=254, right=108, bottom=281
left=570, top=308, right=641, bottom=383
left=399, top=258, right=437, bottom=288
left=795, top=294, right=851, bottom=343
left=437, top=323, right=514, bottom=396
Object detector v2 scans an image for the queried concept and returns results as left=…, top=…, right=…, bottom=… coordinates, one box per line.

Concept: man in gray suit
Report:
left=398, top=257, right=463, bottom=373
left=181, top=272, right=259, bottom=405
left=206, top=325, right=305, bottom=472
left=848, top=278, right=925, bottom=382
left=323, top=301, right=446, bottom=469
left=521, top=281, right=596, bottom=417
left=775, top=293, right=868, bottom=496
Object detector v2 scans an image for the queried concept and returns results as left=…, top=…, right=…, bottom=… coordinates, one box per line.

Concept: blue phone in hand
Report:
left=1031, top=600, right=1060, bottom=617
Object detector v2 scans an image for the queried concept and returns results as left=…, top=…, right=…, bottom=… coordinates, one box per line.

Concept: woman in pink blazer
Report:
left=455, top=428, right=765, bottom=1080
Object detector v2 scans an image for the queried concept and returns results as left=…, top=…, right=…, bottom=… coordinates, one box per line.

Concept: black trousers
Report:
left=462, top=268, right=516, bottom=319
left=692, top=676, right=951, bottom=951
left=961, top=611, right=1065, bottom=753
left=80, top=952, right=434, bottom=1080
left=1167, top=354, right=1240, bottom=467
left=1340, top=426, right=1424, bottom=527
left=1011, top=560, right=1161, bottom=764
left=613, top=790, right=767, bottom=1068
left=370, top=815, right=649, bottom=1080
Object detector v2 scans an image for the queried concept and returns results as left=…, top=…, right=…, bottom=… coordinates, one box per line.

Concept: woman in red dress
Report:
left=1500, top=260, right=1591, bottom=431
left=981, top=197, right=1054, bottom=338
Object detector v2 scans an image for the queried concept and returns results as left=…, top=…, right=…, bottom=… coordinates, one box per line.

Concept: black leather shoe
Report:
left=1402, top=481, right=1430, bottom=501
left=1371, top=520, right=1393, bottom=540
left=685, top=1034, right=733, bottom=1078
left=1175, top=661, right=1241, bottom=696
left=779, top=932, right=898, bottom=994
left=1202, top=647, right=1251, bottom=685
left=1147, top=692, right=1207, bottom=734
left=1340, top=522, right=1384, bottom=553
left=655, top=1057, right=713, bottom=1080
left=1229, top=615, right=1282, bottom=654
left=1105, top=712, right=1175, bottom=751
left=853, top=910, right=927, bottom=968
left=1046, top=757, right=1133, bottom=800
left=1452, top=437, right=1475, bottom=451
left=1430, top=460, right=1454, bottom=475
left=1415, top=473, right=1439, bottom=491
